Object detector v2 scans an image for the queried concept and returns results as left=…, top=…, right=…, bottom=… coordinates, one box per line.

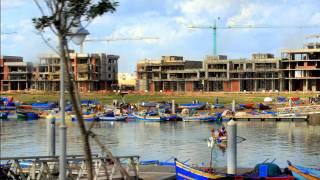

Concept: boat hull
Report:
left=175, top=160, right=225, bottom=180
left=132, top=114, right=167, bottom=122
left=98, top=116, right=127, bottom=121
left=288, top=163, right=320, bottom=180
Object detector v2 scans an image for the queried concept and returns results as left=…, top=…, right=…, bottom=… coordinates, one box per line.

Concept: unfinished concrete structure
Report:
left=136, top=54, right=280, bottom=92
left=203, top=54, right=280, bottom=92
left=136, top=56, right=203, bottom=92
left=0, top=56, right=32, bottom=91
left=281, top=42, right=320, bottom=91
left=31, top=52, right=119, bottom=92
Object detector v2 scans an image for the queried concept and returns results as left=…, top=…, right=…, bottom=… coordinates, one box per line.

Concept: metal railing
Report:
left=0, top=154, right=140, bottom=180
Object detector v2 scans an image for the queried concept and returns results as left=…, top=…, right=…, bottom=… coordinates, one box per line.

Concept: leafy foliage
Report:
left=32, top=0, right=118, bottom=34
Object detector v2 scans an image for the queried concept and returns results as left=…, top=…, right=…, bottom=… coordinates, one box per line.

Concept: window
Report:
left=108, top=74, right=111, bottom=78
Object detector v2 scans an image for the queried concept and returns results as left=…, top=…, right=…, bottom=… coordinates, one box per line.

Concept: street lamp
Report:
left=59, top=17, right=89, bottom=180
left=70, top=18, right=90, bottom=50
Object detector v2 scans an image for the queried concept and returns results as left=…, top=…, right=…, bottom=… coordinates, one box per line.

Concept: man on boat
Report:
left=218, top=126, right=227, bottom=137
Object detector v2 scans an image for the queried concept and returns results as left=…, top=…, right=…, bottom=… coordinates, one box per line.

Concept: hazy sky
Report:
left=1, top=0, right=320, bottom=73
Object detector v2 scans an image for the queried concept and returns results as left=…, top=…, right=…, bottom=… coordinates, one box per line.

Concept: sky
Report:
left=1, top=0, right=320, bottom=73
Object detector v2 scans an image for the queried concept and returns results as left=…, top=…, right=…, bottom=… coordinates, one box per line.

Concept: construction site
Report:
left=0, top=52, right=119, bottom=92
left=136, top=42, right=320, bottom=92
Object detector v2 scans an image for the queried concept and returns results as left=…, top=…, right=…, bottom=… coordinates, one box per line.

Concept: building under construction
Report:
left=0, top=56, right=32, bottom=91
left=31, top=52, right=119, bottom=92
left=136, top=43, right=319, bottom=92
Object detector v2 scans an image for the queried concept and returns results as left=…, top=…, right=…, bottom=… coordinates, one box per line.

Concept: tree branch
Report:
left=36, top=31, right=60, bottom=55
left=33, top=0, right=58, bottom=35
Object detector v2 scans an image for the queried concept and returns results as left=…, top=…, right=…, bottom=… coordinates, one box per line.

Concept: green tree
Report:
left=32, top=1, right=130, bottom=180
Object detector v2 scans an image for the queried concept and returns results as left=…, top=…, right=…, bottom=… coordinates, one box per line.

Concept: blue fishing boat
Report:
left=98, top=112, right=127, bottom=121
left=70, top=113, right=97, bottom=122
left=175, top=159, right=294, bottom=180
left=181, top=114, right=215, bottom=122
left=0, top=112, right=9, bottom=119
left=178, top=102, right=207, bottom=110
left=287, top=161, right=320, bottom=180
left=0, top=106, right=16, bottom=110
left=175, top=159, right=225, bottom=179
left=31, top=102, right=57, bottom=110
left=16, top=111, right=39, bottom=120
left=132, top=111, right=167, bottom=122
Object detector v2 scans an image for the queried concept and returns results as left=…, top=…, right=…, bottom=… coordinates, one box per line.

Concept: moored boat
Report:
left=0, top=112, right=9, bottom=119
left=175, top=159, right=295, bottom=180
left=181, top=114, right=215, bottom=122
left=31, top=102, right=57, bottom=110
left=70, top=114, right=97, bottom=122
left=132, top=112, right=167, bottom=122
left=175, top=159, right=225, bottom=179
left=178, top=102, right=207, bottom=110
left=16, top=111, right=39, bottom=120
left=287, top=161, right=320, bottom=180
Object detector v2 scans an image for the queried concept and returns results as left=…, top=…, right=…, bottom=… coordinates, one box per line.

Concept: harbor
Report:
left=2, top=0, right=320, bottom=179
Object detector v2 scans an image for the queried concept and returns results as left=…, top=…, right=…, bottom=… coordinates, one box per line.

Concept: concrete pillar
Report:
left=232, top=100, right=236, bottom=113
left=227, top=120, right=237, bottom=174
left=289, top=79, right=292, bottom=91
left=172, top=99, right=175, bottom=114
left=305, top=80, right=309, bottom=91
left=47, top=113, right=56, bottom=156
left=308, top=113, right=320, bottom=126
left=254, top=80, right=257, bottom=92
left=271, top=80, right=275, bottom=91
left=17, top=82, right=20, bottom=91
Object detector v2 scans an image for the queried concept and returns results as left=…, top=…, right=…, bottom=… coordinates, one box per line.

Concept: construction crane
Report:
left=306, top=34, right=320, bottom=39
left=188, top=20, right=320, bottom=56
left=80, top=37, right=159, bottom=53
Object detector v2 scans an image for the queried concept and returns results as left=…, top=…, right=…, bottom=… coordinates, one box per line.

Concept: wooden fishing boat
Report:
left=98, top=114, right=127, bottom=121
left=70, top=114, right=97, bottom=122
left=0, top=112, right=9, bottom=119
left=178, top=103, right=207, bottom=110
left=175, top=159, right=226, bottom=179
left=239, top=103, right=255, bottom=109
left=132, top=112, right=167, bottom=122
left=175, top=159, right=294, bottom=180
left=181, top=114, right=215, bottom=122
left=16, top=111, right=39, bottom=120
left=287, top=161, right=320, bottom=180
left=17, top=105, right=32, bottom=109
left=31, top=102, right=57, bottom=110
left=258, top=103, right=271, bottom=110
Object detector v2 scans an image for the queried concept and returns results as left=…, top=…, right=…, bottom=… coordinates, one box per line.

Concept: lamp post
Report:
left=59, top=18, right=89, bottom=180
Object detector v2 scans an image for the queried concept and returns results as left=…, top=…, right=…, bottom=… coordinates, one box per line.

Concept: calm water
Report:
left=1, top=120, right=319, bottom=168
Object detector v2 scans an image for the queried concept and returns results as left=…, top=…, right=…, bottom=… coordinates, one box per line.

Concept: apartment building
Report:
left=136, top=54, right=280, bottom=92
left=281, top=42, right=320, bottom=91
left=31, top=52, right=118, bottom=92
left=203, top=54, right=280, bottom=92
left=136, top=56, right=203, bottom=92
left=0, top=56, right=32, bottom=91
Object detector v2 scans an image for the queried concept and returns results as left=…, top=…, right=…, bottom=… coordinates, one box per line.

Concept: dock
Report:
left=0, top=154, right=177, bottom=180
left=234, top=115, right=308, bottom=122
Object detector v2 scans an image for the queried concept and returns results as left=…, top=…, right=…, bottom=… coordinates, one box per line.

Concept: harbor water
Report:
left=1, top=120, right=319, bottom=168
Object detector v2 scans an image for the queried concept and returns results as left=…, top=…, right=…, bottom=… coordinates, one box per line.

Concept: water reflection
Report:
left=0, top=120, right=319, bottom=168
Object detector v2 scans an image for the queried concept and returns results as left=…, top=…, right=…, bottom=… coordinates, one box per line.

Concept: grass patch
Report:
left=1, top=91, right=317, bottom=105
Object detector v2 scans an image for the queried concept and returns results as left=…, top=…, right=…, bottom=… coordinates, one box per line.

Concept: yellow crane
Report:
left=80, top=37, right=159, bottom=53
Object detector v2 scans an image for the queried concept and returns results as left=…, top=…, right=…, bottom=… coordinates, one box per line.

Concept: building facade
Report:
left=136, top=43, right=319, bottom=92
left=31, top=52, right=119, bottom=92
left=0, top=56, right=32, bottom=91
left=118, top=73, right=136, bottom=90
left=136, top=56, right=202, bottom=92
left=281, top=43, right=320, bottom=91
